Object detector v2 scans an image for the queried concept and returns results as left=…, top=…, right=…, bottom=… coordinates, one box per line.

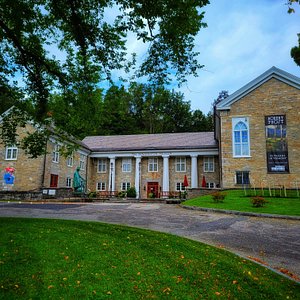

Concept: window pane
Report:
left=242, top=130, right=248, bottom=142
left=235, top=144, right=241, bottom=156
left=234, top=131, right=240, bottom=143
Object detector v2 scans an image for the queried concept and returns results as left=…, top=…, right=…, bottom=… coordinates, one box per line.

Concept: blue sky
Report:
left=175, top=0, right=300, bottom=113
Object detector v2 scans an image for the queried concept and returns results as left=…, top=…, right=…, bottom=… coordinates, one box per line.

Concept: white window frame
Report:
left=79, top=154, right=86, bottom=170
left=204, top=157, right=214, bottom=172
left=175, top=157, right=186, bottom=172
left=122, top=158, right=132, bottom=172
left=206, top=182, right=215, bottom=188
left=148, top=157, right=158, bottom=172
left=52, top=145, right=60, bottom=163
left=232, top=117, right=250, bottom=157
left=176, top=182, right=185, bottom=191
left=66, top=177, right=72, bottom=187
left=121, top=182, right=131, bottom=191
left=67, top=154, right=73, bottom=167
left=98, top=159, right=107, bottom=173
left=5, top=145, right=18, bottom=160
left=96, top=182, right=106, bottom=191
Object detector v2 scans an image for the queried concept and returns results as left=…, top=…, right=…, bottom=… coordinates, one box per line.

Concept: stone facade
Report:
left=216, top=69, right=300, bottom=189
left=1, top=67, right=298, bottom=196
left=0, top=123, right=89, bottom=192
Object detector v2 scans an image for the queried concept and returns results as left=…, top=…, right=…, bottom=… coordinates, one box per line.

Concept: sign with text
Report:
left=265, top=115, right=289, bottom=173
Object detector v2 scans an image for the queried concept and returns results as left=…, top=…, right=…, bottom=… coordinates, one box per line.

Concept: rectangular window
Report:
left=122, top=158, right=132, bottom=172
left=175, top=157, right=186, bottom=172
left=5, top=146, right=18, bottom=160
left=66, top=177, right=72, bottom=187
left=232, top=117, right=250, bottom=157
left=121, top=182, right=131, bottom=191
left=236, top=171, right=250, bottom=185
left=96, top=182, right=106, bottom=191
left=50, top=174, right=58, bottom=188
left=204, top=157, right=214, bottom=172
left=176, top=182, right=185, bottom=191
left=52, top=145, right=60, bottom=163
left=148, top=158, right=158, bottom=172
left=79, top=154, right=86, bottom=170
left=98, top=159, right=107, bottom=173
left=67, top=154, right=73, bottom=167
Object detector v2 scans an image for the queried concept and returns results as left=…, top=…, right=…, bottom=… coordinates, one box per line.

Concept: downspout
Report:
left=40, top=140, right=48, bottom=190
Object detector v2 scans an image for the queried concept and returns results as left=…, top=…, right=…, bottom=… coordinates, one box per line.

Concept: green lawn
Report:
left=183, top=190, right=300, bottom=216
left=0, top=218, right=299, bottom=299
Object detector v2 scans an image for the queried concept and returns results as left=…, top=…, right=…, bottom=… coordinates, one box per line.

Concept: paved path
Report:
left=1, top=202, right=300, bottom=280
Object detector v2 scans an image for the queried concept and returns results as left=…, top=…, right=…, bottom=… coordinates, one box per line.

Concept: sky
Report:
left=102, top=0, right=300, bottom=114
left=174, top=0, right=300, bottom=113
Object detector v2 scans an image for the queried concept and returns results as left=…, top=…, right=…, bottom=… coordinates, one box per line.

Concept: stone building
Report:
left=0, top=66, right=299, bottom=197
left=215, top=66, right=300, bottom=189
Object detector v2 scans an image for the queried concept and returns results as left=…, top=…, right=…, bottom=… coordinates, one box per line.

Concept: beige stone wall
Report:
left=88, top=155, right=220, bottom=198
left=43, top=141, right=87, bottom=189
left=0, top=125, right=44, bottom=191
left=219, top=78, right=300, bottom=188
left=0, top=123, right=88, bottom=191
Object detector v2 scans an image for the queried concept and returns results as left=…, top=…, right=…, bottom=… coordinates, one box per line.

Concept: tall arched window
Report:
left=232, top=118, right=250, bottom=157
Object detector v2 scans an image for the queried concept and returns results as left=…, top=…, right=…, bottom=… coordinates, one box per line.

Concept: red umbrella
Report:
left=183, top=175, right=189, bottom=187
left=201, top=176, right=206, bottom=188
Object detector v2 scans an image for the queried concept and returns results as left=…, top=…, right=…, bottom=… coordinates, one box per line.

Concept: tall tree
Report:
left=286, top=1, right=300, bottom=66
left=0, top=0, right=210, bottom=156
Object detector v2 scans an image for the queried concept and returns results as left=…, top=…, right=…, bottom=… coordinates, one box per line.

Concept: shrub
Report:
left=211, top=192, right=226, bottom=203
left=251, top=196, right=268, bottom=207
left=88, top=191, right=97, bottom=198
left=126, top=187, right=137, bottom=198
left=118, top=191, right=127, bottom=198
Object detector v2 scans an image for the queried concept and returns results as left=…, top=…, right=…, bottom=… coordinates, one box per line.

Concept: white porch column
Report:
left=162, top=154, right=170, bottom=196
left=135, top=155, right=141, bottom=199
left=109, top=157, right=116, bottom=193
left=191, top=154, right=198, bottom=188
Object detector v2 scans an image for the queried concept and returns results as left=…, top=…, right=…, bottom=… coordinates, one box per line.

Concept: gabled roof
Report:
left=82, top=132, right=217, bottom=152
left=216, top=66, right=300, bottom=111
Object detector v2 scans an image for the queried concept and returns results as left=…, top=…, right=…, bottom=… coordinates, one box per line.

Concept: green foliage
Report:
left=126, top=187, right=137, bottom=198
left=0, top=0, right=211, bottom=155
left=251, top=196, right=268, bottom=208
left=1, top=218, right=299, bottom=299
left=118, top=191, right=127, bottom=198
left=211, top=191, right=226, bottom=203
left=291, top=33, right=300, bottom=67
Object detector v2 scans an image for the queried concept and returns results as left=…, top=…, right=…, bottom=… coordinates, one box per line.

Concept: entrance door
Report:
left=147, top=182, right=159, bottom=198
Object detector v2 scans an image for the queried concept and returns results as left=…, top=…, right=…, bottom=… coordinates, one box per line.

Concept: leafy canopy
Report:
left=0, top=0, right=210, bottom=157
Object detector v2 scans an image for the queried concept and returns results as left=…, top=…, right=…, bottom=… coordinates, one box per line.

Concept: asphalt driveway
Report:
left=1, top=202, right=299, bottom=281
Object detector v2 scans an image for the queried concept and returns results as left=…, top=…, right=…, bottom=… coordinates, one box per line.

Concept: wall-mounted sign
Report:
left=265, top=115, right=289, bottom=173
left=3, top=167, right=15, bottom=185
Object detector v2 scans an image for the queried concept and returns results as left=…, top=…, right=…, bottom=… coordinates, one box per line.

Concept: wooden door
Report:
left=147, top=182, right=159, bottom=198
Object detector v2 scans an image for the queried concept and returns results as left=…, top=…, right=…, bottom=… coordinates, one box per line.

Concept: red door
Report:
left=147, top=182, right=159, bottom=198
left=50, top=174, right=58, bottom=188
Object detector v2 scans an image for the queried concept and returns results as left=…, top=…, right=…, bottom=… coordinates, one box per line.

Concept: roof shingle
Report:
left=82, top=132, right=217, bottom=152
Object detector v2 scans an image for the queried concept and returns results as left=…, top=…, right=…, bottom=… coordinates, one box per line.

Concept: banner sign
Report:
left=265, top=115, right=289, bottom=173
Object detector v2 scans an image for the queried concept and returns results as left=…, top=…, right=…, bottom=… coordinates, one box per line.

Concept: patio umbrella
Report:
left=183, top=175, right=189, bottom=188
left=201, top=176, right=206, bottom=188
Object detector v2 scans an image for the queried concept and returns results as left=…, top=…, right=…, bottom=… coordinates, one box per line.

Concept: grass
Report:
left=0, top=218, right=299, bottom=299
left=183, top=190, right=300, bottom=216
